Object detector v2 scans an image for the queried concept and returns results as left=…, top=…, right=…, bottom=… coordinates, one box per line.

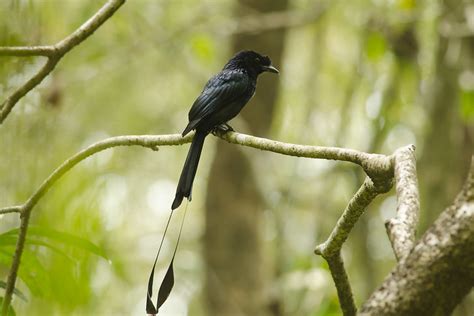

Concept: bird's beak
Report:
left=262, top=65, right=279, bottom=74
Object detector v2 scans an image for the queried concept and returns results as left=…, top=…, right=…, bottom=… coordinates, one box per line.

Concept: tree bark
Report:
left=360, top=159, right=474, bottom=315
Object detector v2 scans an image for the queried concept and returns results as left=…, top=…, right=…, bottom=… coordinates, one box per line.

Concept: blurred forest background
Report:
left=0, top=0, right=473, bottom=315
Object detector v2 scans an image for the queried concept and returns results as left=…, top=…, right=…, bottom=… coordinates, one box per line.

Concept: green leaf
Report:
left=0, top=281, right=27, bottom=302
left=0, top=297, right=16, bottom=316
left=1, top=226, right=107, bottom=259
left=0, top=249, right=51, bottom=297
left=0, top=225, right=108, bottom=304
left=0, top=235, right=73, bottom=263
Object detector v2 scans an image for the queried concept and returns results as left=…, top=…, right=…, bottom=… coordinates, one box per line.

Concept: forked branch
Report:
left=314, top=177, right=392, bottom=316
left=361, top=158, right=474, bottom=315
left=0, top=0, right=126, bottom=124
left=385, top=145, right=420, bottom=260
left=0, top=131, right=404, bottom=315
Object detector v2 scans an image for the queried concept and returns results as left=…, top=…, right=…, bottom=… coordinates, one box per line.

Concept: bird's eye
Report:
left=254, top=57, right=260, bottom=63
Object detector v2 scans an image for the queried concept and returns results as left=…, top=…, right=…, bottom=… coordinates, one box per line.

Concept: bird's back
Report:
left=183, top=69, right=256, bottom=134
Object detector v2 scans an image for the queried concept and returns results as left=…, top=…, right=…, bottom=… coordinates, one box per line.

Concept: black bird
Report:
left=171, top=50, right=279, bottom=209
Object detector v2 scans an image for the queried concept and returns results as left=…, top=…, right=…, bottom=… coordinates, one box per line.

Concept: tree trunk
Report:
left=204, top=1, right=287, bottom=315
left=360, top=159, right=474, bottom=315
left=418, top=0, right=473, bottom=232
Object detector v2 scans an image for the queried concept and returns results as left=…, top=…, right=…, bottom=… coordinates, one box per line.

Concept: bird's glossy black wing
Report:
left=184, top=70, right=248, bottom=133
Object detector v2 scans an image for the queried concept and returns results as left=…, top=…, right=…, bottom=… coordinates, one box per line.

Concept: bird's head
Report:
left=224, top=50, right=279, bottom=76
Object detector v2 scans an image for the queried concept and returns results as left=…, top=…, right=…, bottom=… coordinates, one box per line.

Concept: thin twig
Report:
left=2, top=209, right=31, bottom=316
left=326, top=252, right=357, bottom=316
left=313, top=176, right=391, bottom=315
left=0, top=46, right=54, bottom=57
left=0, top=57, right=60, bottom=122
left=0, top=206, right=22, bottom=215
left=314, top=178, right=384, bottom=257
left=0, top=0, right=126, bottom=124
left=0, top=133, right=192, bottom=218
left=24, top=134, right=192, bottom=212
left=385, top=144, right=419, bottom=260
left=53, top=0, right=126, bottom=54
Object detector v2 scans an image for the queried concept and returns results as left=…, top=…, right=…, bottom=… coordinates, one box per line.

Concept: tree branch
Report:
left=0, top=131, right=396, bottom=312
left=314, top=178, right=385, bottom=258
left=0, top=46, right=55, bottom=57
left=0, top=133, right=192, bottom=216
left=326, top=253, right=357, bottom=316
left=1, top=132, right=190, bottom=316
left=313, top=177, right=391, bottom=316
left=0, top=130, right=400, bottom=315
left=0, top=206, right=22, bottom=215
left=219, top=131, right=393, bottom=179
left=0, top=0, right=126, bottom=124
left=0, top=57, right=60, bottom=123
left=361, top=158, right=474, bottom=315
left=385, top=145, right=420, bottom=260
left=0, top=131, right=395, bottom=218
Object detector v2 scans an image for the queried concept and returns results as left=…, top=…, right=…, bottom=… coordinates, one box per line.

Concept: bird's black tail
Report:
left=172, top=131, right=207, bottom=209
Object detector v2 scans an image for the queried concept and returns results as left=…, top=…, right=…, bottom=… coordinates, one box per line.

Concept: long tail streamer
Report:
left=146, top=201, right=189, bottom=314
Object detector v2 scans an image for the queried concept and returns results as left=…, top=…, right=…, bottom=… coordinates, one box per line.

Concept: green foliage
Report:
left=460, top=89, right=474, bottom=123
left=0, top=226, right=107, bottom=307
left=366, top=32, right=387, bottom=62
left=0, top=298, right=15, bottom=316
left=1, top=0, right=472, bottom=314
left=0, top=226, right=107, bottom=260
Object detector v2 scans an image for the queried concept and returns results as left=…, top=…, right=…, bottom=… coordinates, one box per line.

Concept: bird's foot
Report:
left=212, top=123, right=234, bottom=136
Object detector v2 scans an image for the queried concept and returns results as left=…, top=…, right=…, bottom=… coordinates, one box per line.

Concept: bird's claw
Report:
left=212, top=123, right=234, bottom=136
